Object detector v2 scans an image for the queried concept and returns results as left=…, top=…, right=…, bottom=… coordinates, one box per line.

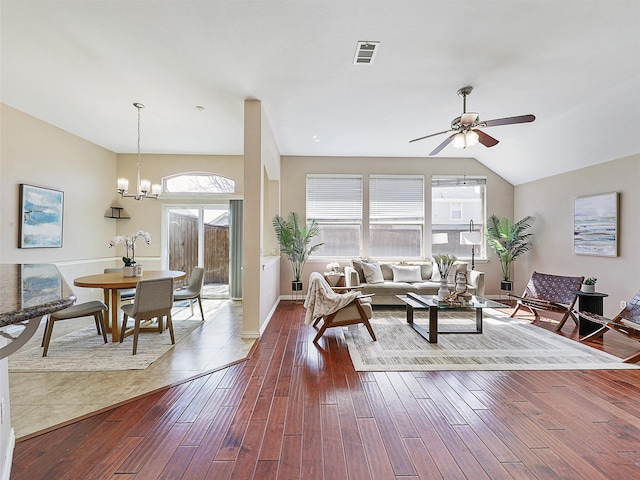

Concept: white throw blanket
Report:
left=303, top=272, right=362, bottom=325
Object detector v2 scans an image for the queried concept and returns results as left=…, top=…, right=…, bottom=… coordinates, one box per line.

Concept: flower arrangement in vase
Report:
left=326, top=262, right=341, bottom=274
left=433, top=254, right=457, bottom=299
left=109, top=230, right=151, bottom=276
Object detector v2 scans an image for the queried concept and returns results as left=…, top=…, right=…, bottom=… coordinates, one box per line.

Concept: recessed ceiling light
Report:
left=353, top=41, right=380, bottom=65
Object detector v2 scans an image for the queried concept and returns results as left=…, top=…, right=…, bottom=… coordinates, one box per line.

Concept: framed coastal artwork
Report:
left=573, top=192, right=618, bottom=257
left=19, top=184, right=64, bottom=248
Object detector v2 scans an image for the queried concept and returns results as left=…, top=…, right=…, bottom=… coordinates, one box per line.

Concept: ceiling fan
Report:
left=409, top=86, right=535, bottom=156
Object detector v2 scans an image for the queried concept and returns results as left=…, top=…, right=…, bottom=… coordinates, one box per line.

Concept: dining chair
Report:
left=104, top=268, right=136, bottom=301
left=41, top=300, right=108, bottom=357
left=120, top=277, right=175, bottom=355
left=173, top=267, right=205, bottom=320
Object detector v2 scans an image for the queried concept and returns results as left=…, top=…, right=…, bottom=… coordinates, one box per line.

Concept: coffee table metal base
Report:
left=405, top=303, right=483, bottom=343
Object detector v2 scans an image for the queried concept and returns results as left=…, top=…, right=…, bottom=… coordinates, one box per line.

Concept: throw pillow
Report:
left=351, top=259, right=369, bottom=283
left=391, top=265, right=422, bottom=283
left=361, top=262, right=384, bottom=284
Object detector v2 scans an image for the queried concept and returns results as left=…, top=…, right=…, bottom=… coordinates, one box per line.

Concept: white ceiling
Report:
left=2, top=0, right=639, bottom=185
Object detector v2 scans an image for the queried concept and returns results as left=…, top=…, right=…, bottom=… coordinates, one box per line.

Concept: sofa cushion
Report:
left=406, top=262, right=433, bottom=280
left=361, top=262, right=384, bottom=284
left=360, top=281, right=420, bottom=296
left=391, top=265, right=422, bottom=283
left=380, top=263, right=394, bottom=280
left=351, top=259, right=368, bottom=283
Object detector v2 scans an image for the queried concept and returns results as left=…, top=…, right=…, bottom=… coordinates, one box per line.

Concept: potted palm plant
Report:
left=486, top=214, right=535, bottom=291
left=272, top=212, right=323, bottom=292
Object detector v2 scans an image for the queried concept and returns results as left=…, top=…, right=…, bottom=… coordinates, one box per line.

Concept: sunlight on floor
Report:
left=8, top=299, right=251, bottom=439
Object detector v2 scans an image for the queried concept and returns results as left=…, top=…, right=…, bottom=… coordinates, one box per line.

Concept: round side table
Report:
left=573, top=290, right=608, bottom=336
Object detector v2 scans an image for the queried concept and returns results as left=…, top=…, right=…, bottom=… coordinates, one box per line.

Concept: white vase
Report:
left=437, top=278, right=450, bottom=300
left=123, top=266, right=136, bottom=277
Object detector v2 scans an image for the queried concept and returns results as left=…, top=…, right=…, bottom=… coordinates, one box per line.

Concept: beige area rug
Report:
left=8, top=319, right=203, bottom=372
left=344, top=308, right=640, bottom=371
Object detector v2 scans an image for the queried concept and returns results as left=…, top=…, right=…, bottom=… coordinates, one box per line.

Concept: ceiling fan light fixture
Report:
left=452, top=130, right=479, bottom=149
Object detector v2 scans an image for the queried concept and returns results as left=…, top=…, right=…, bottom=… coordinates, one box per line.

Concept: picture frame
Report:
left=573, top=191, right=618, bottom=257
left=19, top=184, right=64, bottom=248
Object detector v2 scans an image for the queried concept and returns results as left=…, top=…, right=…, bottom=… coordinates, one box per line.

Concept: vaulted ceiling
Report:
left=2, top=1, right=639, bottom=185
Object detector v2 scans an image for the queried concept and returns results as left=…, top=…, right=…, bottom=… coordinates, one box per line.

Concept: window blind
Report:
left=306, top=175, right=362, bottom=221
left=370, top=175, right=424, bottom=222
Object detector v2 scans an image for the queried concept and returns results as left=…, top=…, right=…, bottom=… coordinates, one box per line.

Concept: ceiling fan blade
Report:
left=409, top=129, right=451, bottom=143
left=460, top=112, right=478, bottom=125
left=481, top=114, right=535, bottom=128
left=475, top=129, right=499, bottom=147
left=429, top=134, right=456, bottom=155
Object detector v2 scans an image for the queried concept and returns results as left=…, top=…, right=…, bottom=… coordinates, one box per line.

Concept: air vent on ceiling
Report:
left=353, top=41, right=379, bottom=65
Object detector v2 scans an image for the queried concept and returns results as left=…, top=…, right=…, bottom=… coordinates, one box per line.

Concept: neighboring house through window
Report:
left=431, top=176, right=486, bottom=259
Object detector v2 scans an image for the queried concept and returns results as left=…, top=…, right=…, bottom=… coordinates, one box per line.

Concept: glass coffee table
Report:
left=396, top=292, right=508, bottom=343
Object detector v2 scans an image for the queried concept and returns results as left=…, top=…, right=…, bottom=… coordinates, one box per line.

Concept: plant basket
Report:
left=581, top=284, right=595, bottom=293
left=500, top=280, right=513, bottom=291
left=291, top=281, right=303, bottom=292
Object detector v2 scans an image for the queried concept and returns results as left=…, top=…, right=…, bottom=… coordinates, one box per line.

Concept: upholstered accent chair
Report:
left=120, top=277, right=175, bottom=355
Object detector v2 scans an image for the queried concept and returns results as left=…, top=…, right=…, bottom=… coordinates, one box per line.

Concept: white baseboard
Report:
left=259, top=297, right=281, bottom=336
left=1, top=428, right=15, bottom=480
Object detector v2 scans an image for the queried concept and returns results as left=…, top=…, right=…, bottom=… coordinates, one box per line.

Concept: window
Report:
left=450, top=202, right=462, bottom=220
left=369, top=175, right=424, bottom=258
left=306, top=175, right=362, bottom=257
left=163, top=173, right=235, bottom=194
left=431, top=176, right=486, bottom=259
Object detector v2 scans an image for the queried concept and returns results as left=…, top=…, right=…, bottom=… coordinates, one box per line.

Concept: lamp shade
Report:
left=432, top=233, right=449, bottom=244
left=452, top=130, right=479, bottom=149
left=460, top=231, right=482, bottom=245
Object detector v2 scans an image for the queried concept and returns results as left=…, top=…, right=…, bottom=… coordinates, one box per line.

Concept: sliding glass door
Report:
left=166, top=206, right=230, bottom=298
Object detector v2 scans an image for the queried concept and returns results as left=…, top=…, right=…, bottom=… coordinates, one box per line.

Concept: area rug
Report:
left=344, top=308, right=640, bottom=371
left=8, top=319, right=203, bottom=372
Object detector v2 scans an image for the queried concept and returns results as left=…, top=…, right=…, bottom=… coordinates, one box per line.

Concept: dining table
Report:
left=74, top=270, right=185, bottom=342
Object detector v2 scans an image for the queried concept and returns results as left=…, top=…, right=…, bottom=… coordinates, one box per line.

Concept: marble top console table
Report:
left=0, top=264, right=76, bottom=359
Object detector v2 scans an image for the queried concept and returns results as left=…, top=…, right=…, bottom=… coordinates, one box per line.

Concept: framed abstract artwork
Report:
left=573, top=192, right=618, bottom=257
left=19, top=184, right=64, bottom=248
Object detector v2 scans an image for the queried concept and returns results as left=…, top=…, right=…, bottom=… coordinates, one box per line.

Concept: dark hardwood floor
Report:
left=11, top=302, right=640, bottom=479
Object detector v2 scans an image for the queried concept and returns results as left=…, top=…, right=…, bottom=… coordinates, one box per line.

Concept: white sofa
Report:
left=344, top=259, right=485, bottom=306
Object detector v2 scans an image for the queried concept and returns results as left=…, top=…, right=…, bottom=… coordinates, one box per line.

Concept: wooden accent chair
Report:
left=173, top=266, right=205, bottom=320
left=578, top=291, right=640, bottom=363
left=41, top=300, right=108, bottom=357
left=304, top=272, right=376, bottom=344
left=510, top=271, right=584, bottom=331
left=120, top=277, right=175, bottom=355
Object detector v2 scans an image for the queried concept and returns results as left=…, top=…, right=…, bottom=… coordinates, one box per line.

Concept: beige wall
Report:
left=514, top=153, right=640, bottom=317
left=279, top=155, right=514, bottom=295
left=243, top=100, right=282, bottom=338
left=1, top=104, right=118, bottom=301
left=114, top=153, right=244, bottom=261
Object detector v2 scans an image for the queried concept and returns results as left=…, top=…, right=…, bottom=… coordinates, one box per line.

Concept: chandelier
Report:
left=117, top=103, right=161, bottom=200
